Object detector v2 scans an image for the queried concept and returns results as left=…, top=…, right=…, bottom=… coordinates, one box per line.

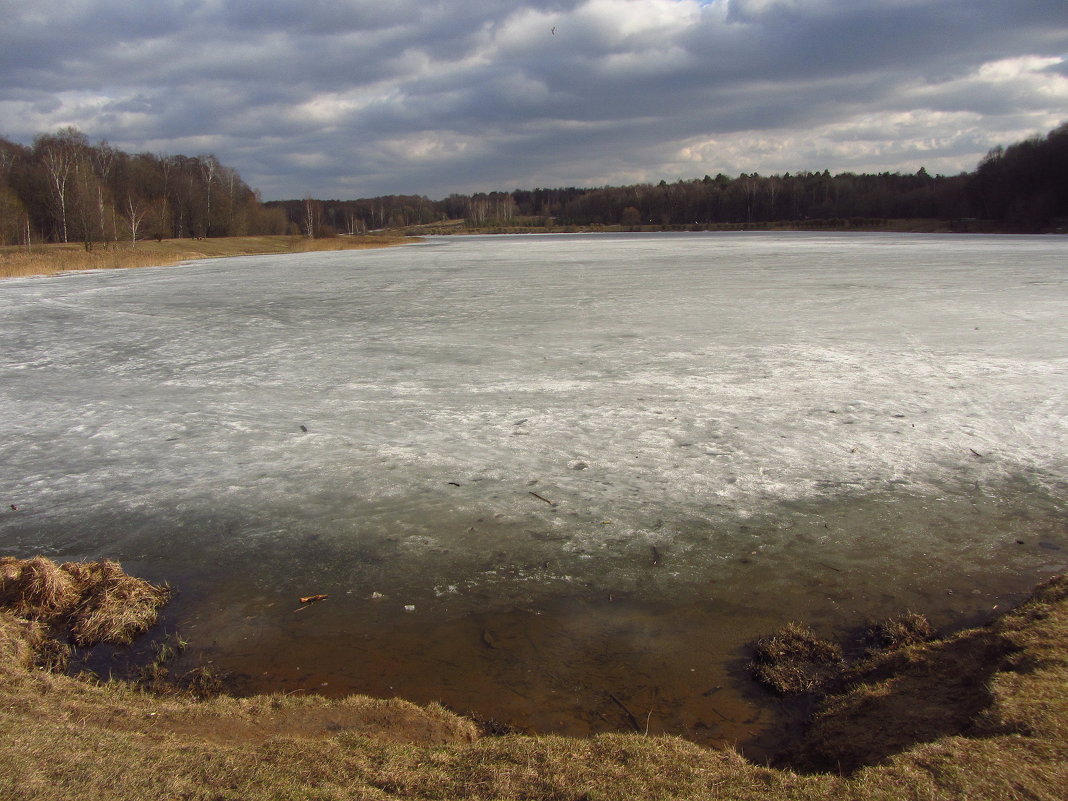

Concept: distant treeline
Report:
left=272, top=122, right=1068, bottom=235
left=0, top=127, right=288, bottom=247
left=3, top=123, right=1065, bottom=247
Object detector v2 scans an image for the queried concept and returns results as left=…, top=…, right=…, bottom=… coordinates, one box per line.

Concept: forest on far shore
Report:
left=2, top=122, right=1066, bottom=247
left=273, top=122, right=1068, bottom=236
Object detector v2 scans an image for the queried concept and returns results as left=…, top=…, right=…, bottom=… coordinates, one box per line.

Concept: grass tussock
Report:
left=0, top=556, right=168, bottom=646
left=1, top=566, right=1067, bottom=800
left=751, top=622, right=844, bottom=694
left=0, top=556, right=77, bottom=614
left=0, top=234, right=413, bottom=279
left=862, top=611, right=935, bottom=652
left=0, top=612, right=68, bottom=672
left=60, top=559, right=170, bottom=645
left=751, top=612, right=937, bottom=697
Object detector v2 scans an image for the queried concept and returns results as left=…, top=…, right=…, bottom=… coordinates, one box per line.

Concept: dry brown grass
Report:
left=1, top=567, right=1066, bottom=800
left=0, top=556, right=168, bottom=645
left=62, top=559, right=170, bottom=645
left=0, top=612, right=65, bottom=672
left=787, top=626, right=1014, bottom=773
left=0, top=556, right=78, bottom=616
left=862, top=611, right=935, bottom=652
left=0, top=234, right=414, bottom=279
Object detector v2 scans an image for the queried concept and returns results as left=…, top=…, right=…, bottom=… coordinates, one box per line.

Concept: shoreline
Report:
left=401, top=218, right=1068, bottom=236
left=2, top=557, right=1067, bottom=798
left=4, top=225, right=1063, bottom=282
left=0, top=233, right=416, bottom=280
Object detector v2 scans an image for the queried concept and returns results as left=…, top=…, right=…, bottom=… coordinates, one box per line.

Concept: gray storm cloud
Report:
left=1, top=0, right=1065, bottom=198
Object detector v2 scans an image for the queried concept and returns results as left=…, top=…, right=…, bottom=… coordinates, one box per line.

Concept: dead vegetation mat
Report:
left=0, top=556, right=169, bottom=655
left=1, top=560, right=1067, bottom=800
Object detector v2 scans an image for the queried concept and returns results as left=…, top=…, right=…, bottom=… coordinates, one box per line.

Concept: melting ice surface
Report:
left=2, top=232, right=1067, bottom=747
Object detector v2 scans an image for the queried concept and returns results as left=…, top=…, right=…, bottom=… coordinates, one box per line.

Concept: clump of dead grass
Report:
left=762, top=577, right=1068, bottom=776
left=0, top=611, right=70, bottom=672
left=751, top=622, right=844, bottom=694
left=749, top=612, right=936, bottom=698
left=862, top=611, right=935, bottom=653
left=0, top=556, right=169, bottom=647
left=60, top=559, right=170, bottom=645
left=0, top=556, right=78, bottom=615
left=788, top=627, right=1015, bottom=773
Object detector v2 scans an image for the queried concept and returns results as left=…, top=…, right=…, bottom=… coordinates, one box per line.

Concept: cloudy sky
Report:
left=2, top=0, right=1067, bottom=200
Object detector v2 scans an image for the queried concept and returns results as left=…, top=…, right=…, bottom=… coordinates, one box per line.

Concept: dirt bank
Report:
left=1, top=557, right=1065, bottom=800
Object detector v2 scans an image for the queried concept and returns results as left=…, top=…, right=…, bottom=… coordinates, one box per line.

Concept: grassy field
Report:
left=1, top=555, right=1065, bottom=800
left=0, top=234, right=413, bottom=280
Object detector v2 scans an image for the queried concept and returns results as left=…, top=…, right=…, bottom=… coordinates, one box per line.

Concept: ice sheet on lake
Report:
left=1, top=232, right=1066, bottom=610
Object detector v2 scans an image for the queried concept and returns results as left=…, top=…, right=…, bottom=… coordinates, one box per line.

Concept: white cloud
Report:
left=379, top=131, right=485, bottom=163
left=726, top=0, right=806, bottom=20
left=576, top=0, right=701, bottom=41
left=670, top=108, right=1049, bottom=178
left=978, top=56, right=1065, bottom=81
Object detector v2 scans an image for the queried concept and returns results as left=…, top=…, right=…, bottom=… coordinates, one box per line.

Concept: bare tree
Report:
left=91, top=141, right=116, bottom=242
left=125, top=194, right=148, bottom=246
left=742, top=174, right=758, bottom=223
left=222, top=165, right=240, bottom=235
left=156, top=153, right=176, bottom=239
left=74, top=160, right=97, bottom=250
left=199, top=155, right=219, bottom=236
left=0, top=146, right=26, bottom=246
left=302, top=196, right=321, bottom=238
left=39, top=136, right=76, bottom=242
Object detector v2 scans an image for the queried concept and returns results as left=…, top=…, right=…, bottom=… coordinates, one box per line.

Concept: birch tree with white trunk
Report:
left=125, top=195, right=148, bottom=246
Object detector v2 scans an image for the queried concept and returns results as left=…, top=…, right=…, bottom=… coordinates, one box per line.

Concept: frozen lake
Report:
left=2, top=232, right=1066, bottom=750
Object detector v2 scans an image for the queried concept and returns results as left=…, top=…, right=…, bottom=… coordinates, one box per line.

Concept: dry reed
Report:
left=0, top=246, right=183, bottom=278
left=0, top=234, right=414, bottom=279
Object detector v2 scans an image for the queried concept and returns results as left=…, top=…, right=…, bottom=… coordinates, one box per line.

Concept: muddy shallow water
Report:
left=2, top=232, right=1066, bottom=756
left=153, top=483, right=1064, bottom=758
